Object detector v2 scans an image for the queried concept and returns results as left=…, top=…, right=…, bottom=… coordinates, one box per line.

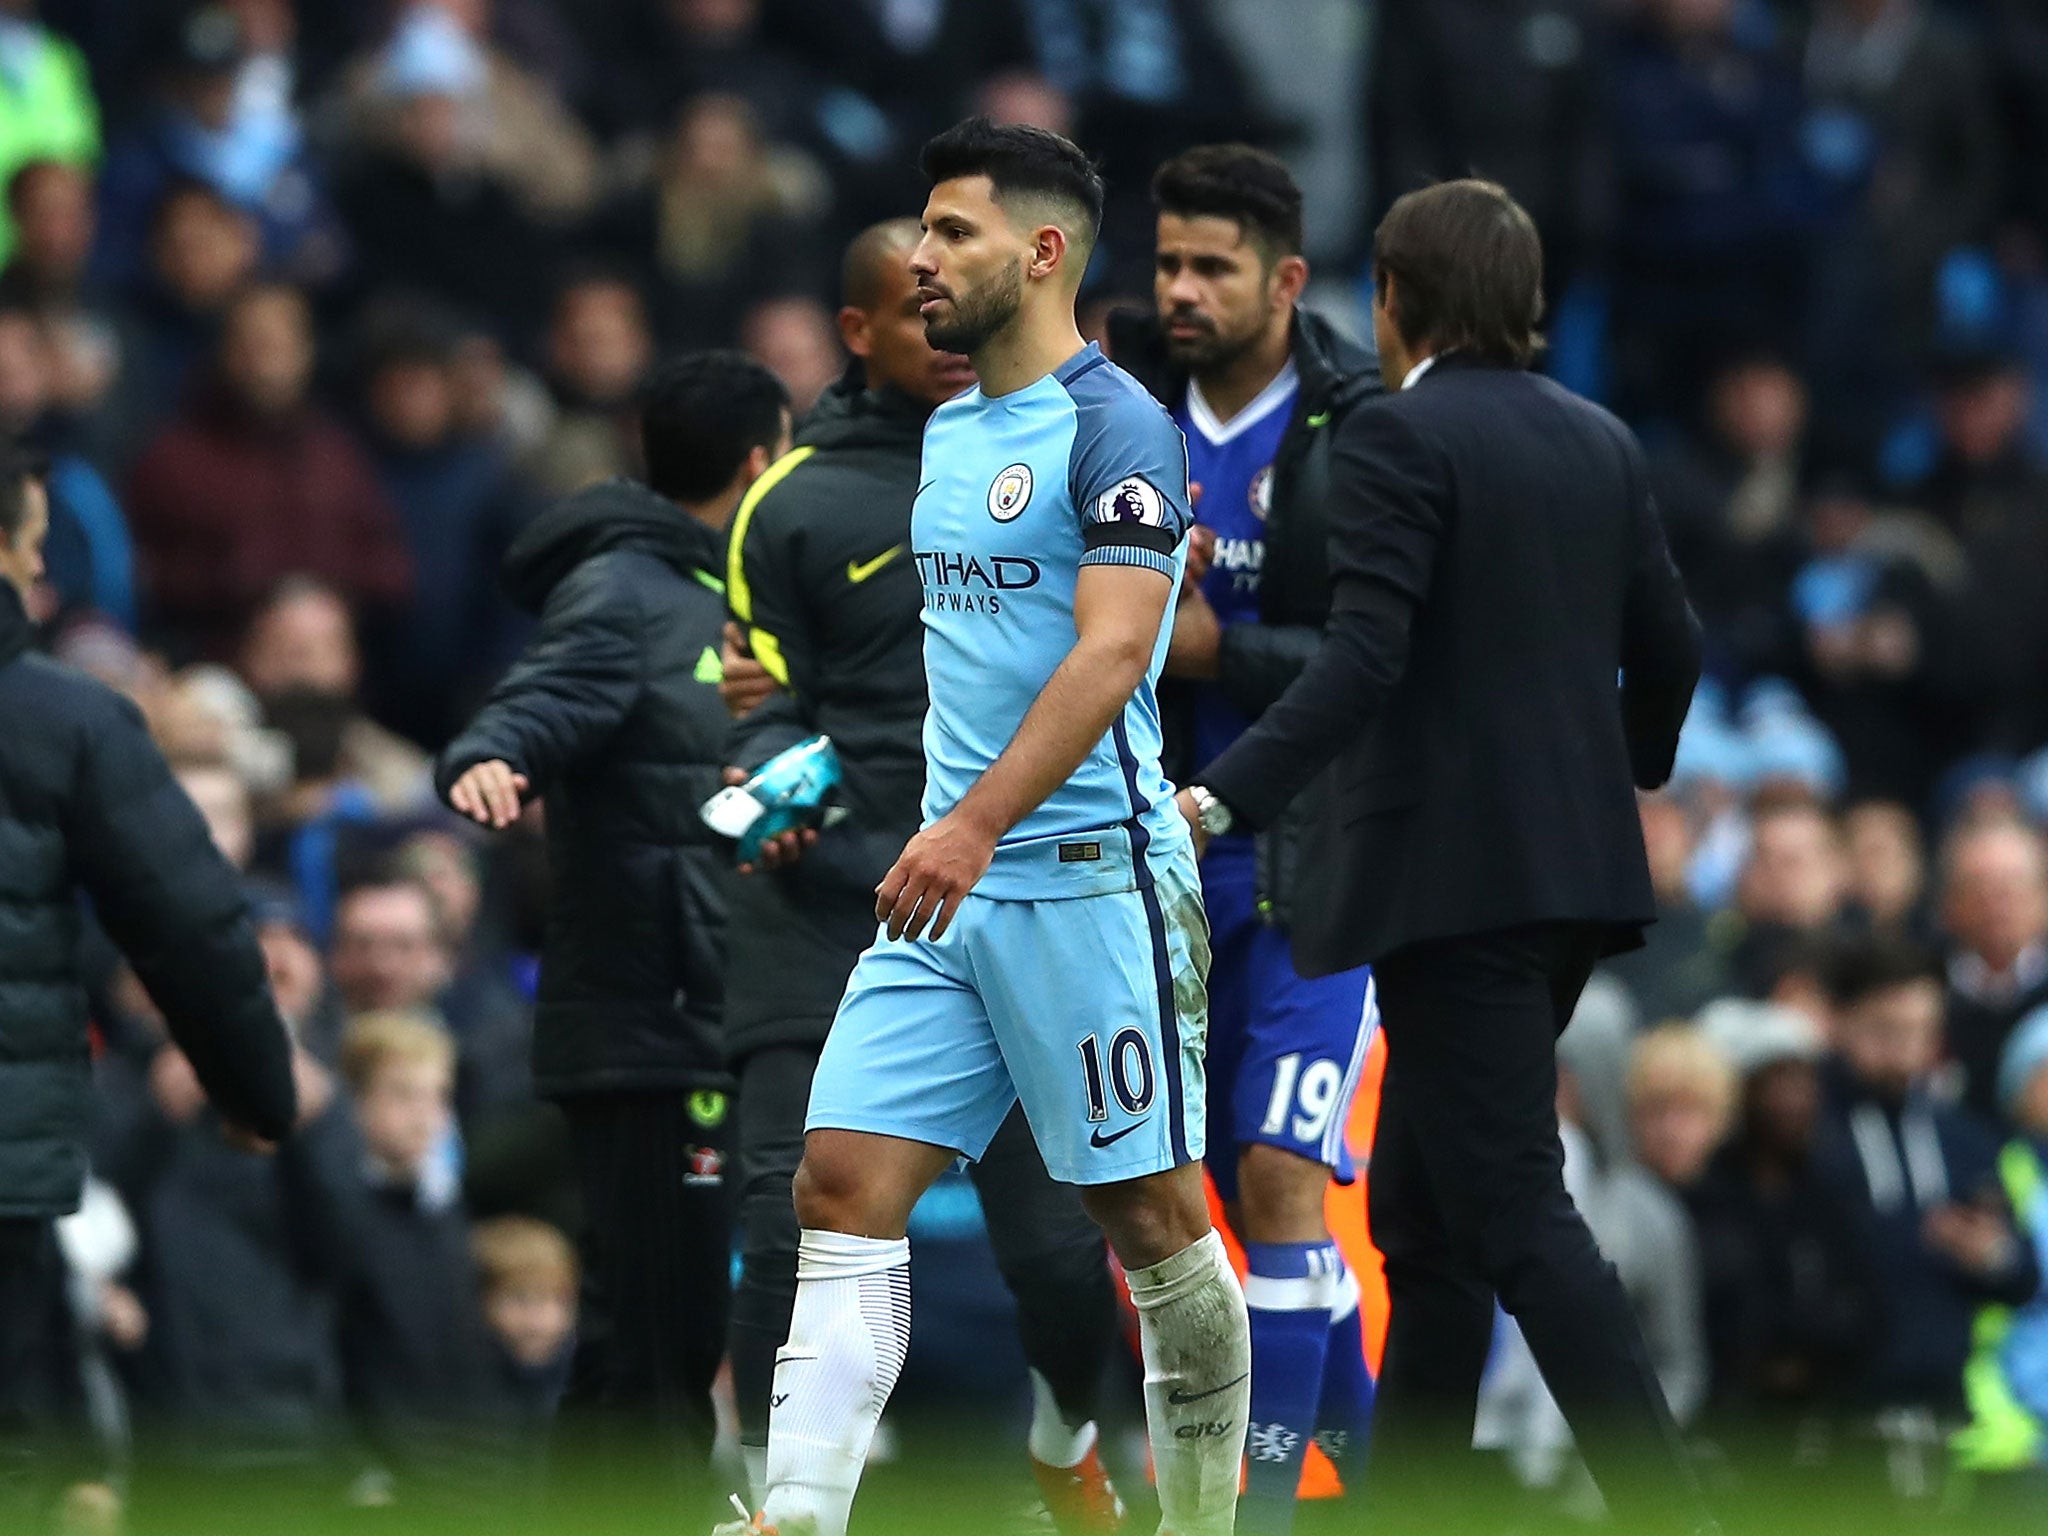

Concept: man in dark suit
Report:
left=1178, top=180, right=1709, bottom=1530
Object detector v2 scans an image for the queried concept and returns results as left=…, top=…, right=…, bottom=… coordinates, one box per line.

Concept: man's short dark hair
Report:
left=0, top=437, right=48, bottom=543
left=639, top=351, right=789, bottom=504
left=1374, top=179, right=1545, bottom=368
left=1151, top=144, right=1303, bottom=259
left=920, top=116, right=1105, bottom=247
left=1824, top=936, right=1943, bottom=1010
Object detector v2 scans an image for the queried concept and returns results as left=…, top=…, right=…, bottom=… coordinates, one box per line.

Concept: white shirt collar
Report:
left=1186, top=359, right=1300, bottom=446
left=1401, top=353, right=1440, bottom=391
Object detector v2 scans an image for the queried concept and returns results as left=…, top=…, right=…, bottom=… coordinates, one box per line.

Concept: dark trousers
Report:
left=1364, top=923, right=1703, bottom=1532
left=553, top=1090, right=733, bottom=1515
left=0, top=1218, right=81, bottom=1522
left=728, top=1043, right=1117, bottom=1448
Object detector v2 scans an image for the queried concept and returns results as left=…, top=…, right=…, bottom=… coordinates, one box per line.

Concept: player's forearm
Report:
left=952, top=632, right=1155, bottom=840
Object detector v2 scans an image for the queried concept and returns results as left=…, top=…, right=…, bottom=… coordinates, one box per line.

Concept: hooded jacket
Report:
left=0, top=581, right=295, bottom=1217
left=1107, top=306, right=1382, bottom=925
left=436, top=479, right=731, bottom=1096
left=720, top=375, right=933, bottom=1057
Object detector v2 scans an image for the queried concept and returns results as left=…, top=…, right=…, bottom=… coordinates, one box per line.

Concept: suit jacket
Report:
left=1201, top=355, right=1702, bottom=975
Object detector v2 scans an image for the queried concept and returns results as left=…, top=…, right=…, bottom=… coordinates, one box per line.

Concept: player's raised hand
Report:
left=448, top=759, right=529, bottom=828
left=875, top=810, right=996, bottom=942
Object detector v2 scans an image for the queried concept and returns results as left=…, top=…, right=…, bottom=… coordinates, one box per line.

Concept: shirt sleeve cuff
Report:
left=1079, top=545, right=1177, bottom=578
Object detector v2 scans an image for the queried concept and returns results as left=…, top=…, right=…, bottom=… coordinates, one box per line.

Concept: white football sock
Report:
left=759, top=1230, right=912, bottom=1536
left=1027, top=1366, right=1098, bottom=1469
left=1127, top=1229, right=1252, bottom=1536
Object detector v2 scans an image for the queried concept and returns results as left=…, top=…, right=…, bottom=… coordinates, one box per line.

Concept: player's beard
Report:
left=924, top=259, right=1025, bottom=356
left=1161, top=307, right=1259, bottom=373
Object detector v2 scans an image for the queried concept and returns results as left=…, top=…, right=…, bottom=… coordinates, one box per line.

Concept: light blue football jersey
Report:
left=913, top=342, right=1194, bottom=899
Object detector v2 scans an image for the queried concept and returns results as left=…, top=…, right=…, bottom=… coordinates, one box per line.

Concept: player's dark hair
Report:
left=920, top=116, right=1105, bottom=241
left=639, top=350, right=789, bottom=504
left=1151, top=144, right=1304, bottom=258
left=1374, top=179, right=1545, bottom=368
left=0, top=436, right=48, bottom=543
left=840, top=218, right=922, bottom=312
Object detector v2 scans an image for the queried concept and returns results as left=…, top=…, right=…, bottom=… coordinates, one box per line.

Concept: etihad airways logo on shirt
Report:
left=916, top=550, right=1043, bottom=615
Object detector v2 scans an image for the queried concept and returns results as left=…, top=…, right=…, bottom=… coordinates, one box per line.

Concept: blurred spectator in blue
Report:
left=116, top=181, right=261, bottom=456
left=1780, top=472, right=1977, bottom=810
left=520, top=270, right=649, bottom=497
left=1799, top=0, right=2000, bottom=425
left=1648, top=348, right=1811, bottom=677
left=351, top=295, right=533, bottom=746
left=330, top=13, right=558, bottom=341
left=1609, top=0, right=1812, bottom=424
left=1815, top=938, right=2039, bottom=1464
left=1368, top=0, right=1611, bottom=305
left=588, top=92, right=829, bottom=351
left=126, top=284, right=411, bottom=662
left=0, top=303, right=130, bottom=628
left=326, top=2, right=603, bottom=229
left=1938, top=816, right=2048, bottom=1130
left=94, top=4, right=345, bottom=295
left=0, top=0, right=98, bottom=265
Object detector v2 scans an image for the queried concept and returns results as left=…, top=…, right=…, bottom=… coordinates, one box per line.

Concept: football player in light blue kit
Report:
left=723, top=120, right=1250, bottom=1536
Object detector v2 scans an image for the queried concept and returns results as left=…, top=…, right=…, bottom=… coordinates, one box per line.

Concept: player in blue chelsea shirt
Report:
left=723, top=120, right=1249, bottom=1536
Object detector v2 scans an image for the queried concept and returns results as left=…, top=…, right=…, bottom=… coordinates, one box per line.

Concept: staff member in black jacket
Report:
left=719, top=221, right=1129, bottom=1533
left=1180, top=182, right=1710, bottom=1531
left=0, top=442, right=296, bottom=1512
left=436, top=354, right=791, bottom=1502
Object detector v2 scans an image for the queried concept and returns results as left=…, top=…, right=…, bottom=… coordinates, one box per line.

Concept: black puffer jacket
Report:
left=721, top=376, right=932, bottom=1058
left=0, top=582, right=294, bottom=1218
left=437, top=479, right=732, bottom=1097
left=1108, top=306, right=1383, bottom=926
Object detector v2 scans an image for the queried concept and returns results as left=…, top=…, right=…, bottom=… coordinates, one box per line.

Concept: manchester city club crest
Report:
left=1249, top=464, right=1273, bottom=521
left=988, top=463, right=1033, bottom=521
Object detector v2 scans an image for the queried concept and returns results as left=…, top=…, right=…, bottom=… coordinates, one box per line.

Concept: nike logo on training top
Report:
left=847, top=545, right=906, bottom=584
left=1089, top=1122, right=1144, bottom=1149
left=1168, top=1372, right=1250, bottom=1405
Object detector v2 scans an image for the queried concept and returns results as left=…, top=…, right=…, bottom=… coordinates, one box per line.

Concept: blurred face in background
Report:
left=1153, top=212, right=1302, bottom=376
left=1744, top=1057, right=1822, bottom=1159
left=398, top=830, right=483, bottom=950
left=151, top=189, right=259, bottom=311
left=220, top=288, right=315, bottom=419
left=548, top=281, right=651, bottom=408
left=395, top=92, right=466, bottom=174
left=1943, top=822, right=2048, bottom=969
left=240, top=586, right=360, bottom=699
left=1845, top=801, right=1925, bottom=929
left=1938, top=368, right=2031, bottom=466
left=840, top=243, right=977, bottom=407
left=176, top=762, right=254, bottom=869
left=668, top=0, right=757, bottom=40
left=484, top=1278, right=575, bottom=1368
left=1740, top=805, right=1849, bottom=929
left=0, top=474, right=47, bottom=603
left=355, top=1053, right=453, bottom=1179
left=258, top=918, right=324, bottom=1028
left=1837, top=978, right=1944, bottom=1104
left=331, top=885, right=451, bottom=1013
left=1710, top=359, right=1805, bottom=461
left=10, top=162, right=96, bottom=284
left=0, top=311, right=50, bottom=429
left=742, top=296, right=841, bottom=417
left=367, top=356, right=457, bottom=450
left=1632, top=1083, right=1731, bottom=1188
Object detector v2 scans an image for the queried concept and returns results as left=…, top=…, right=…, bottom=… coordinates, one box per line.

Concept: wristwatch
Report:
left=1186, top=785, right=1234, bottom=837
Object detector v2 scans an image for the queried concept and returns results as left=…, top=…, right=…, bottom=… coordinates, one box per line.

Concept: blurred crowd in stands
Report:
left=16, top=0, right=2048, bottom=1521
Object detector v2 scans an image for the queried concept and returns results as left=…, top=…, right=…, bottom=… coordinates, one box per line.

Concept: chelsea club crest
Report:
left=988, top=463, right=1033, bottom=521
left=1249, top=464, right=1274, bottom=522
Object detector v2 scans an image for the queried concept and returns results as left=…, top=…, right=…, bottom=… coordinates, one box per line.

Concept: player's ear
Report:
left=838, top=304, right=872, bottom=359
left=1028, top=224, right=1067, bottom=283
left=1272, top=254, right=1310, bottom=310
